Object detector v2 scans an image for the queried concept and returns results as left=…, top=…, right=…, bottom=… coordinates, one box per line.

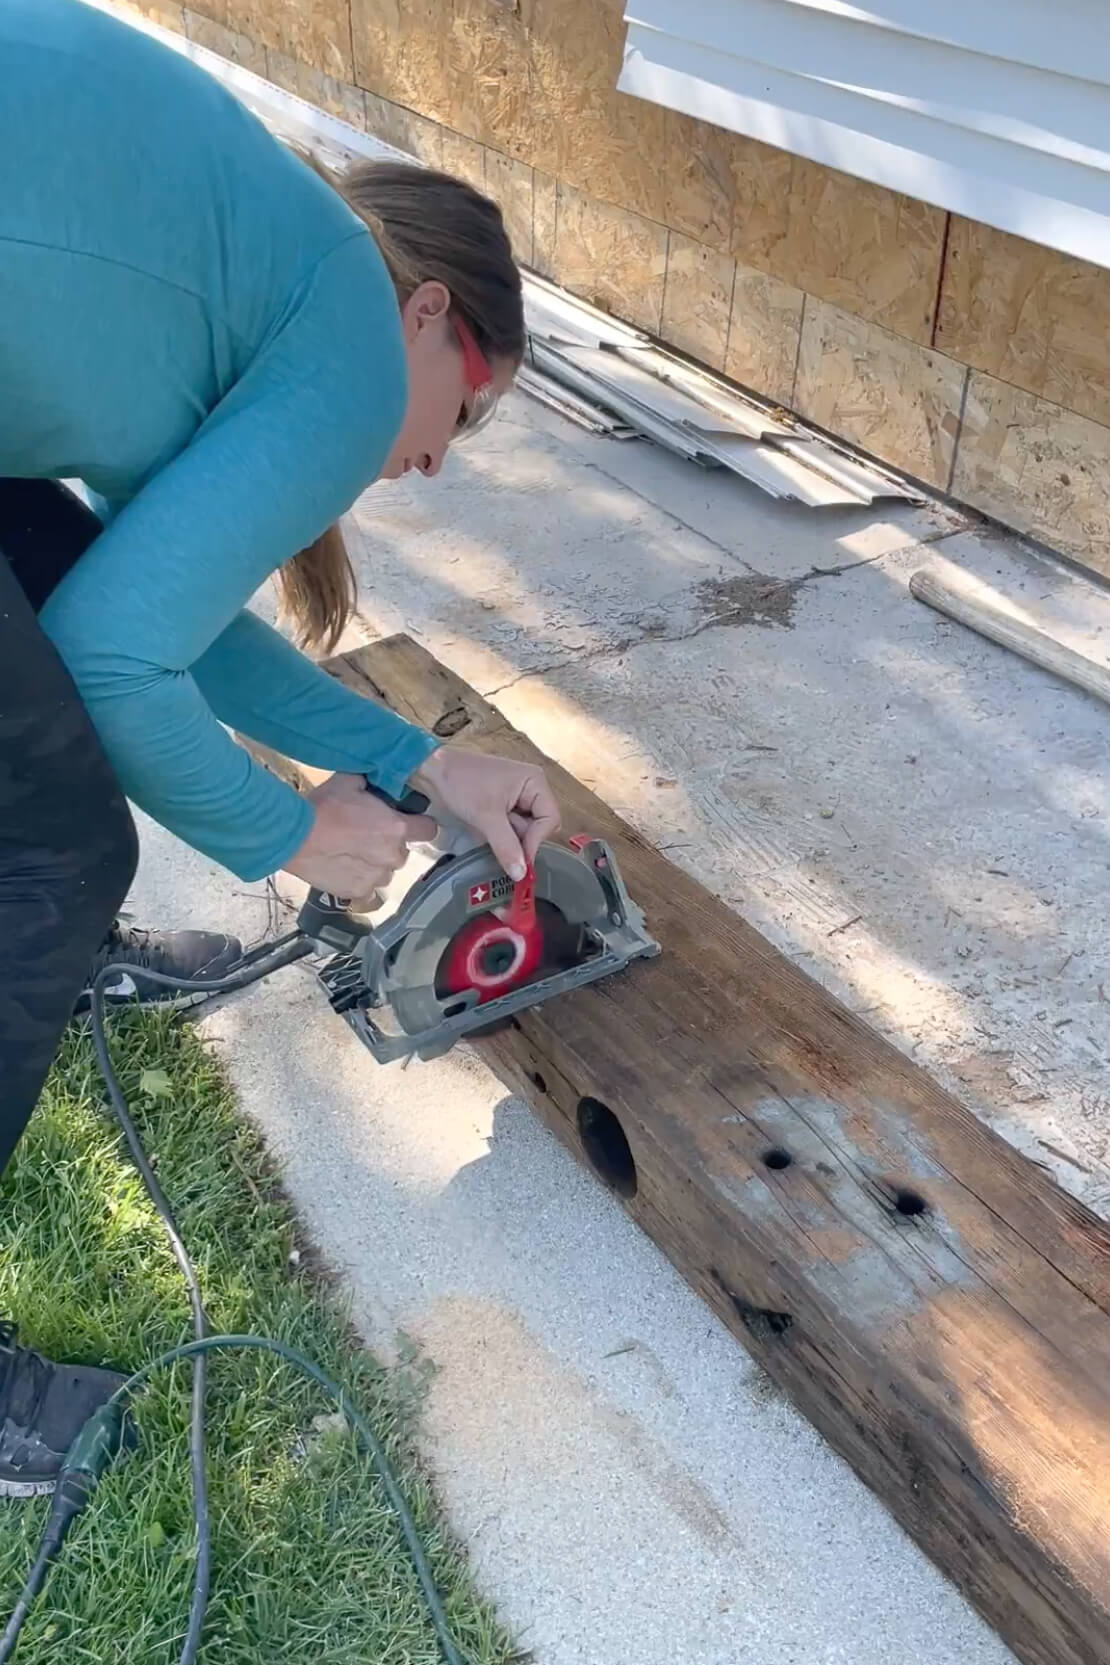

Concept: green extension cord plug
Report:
left=0, top=1399, right=133, bottom=1662
left=61, top=1399, right=131, bottom=1486
left=43, top=1399, right=130, bottom=1553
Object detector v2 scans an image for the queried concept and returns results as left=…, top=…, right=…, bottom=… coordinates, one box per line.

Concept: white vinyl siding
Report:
left=619, top=0, right=1110, bottom=267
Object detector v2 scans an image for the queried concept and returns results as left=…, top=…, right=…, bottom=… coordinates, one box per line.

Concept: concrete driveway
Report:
left=130, top=387, right=1110, bottom=1664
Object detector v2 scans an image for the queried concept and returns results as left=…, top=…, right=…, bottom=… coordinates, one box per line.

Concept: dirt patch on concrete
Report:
left=696, top=572, right=801, bottom=629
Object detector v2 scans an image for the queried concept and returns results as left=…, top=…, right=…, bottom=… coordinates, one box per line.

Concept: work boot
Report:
left=0, top=1323, right=135, bottom=1498
left=74, top=921, right=243, bottom=1013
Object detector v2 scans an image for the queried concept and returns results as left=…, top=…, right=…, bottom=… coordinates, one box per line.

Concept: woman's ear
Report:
left=400, top=279, right=451, bottom=341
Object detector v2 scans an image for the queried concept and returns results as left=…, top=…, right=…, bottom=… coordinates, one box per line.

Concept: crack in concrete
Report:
left=483, top=642, right=638, bottom=698
left=480, top=525, right=970, bottom=699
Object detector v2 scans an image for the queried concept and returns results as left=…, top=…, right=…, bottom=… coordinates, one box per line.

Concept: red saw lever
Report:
left=439, top=864, right=546, bottom=1004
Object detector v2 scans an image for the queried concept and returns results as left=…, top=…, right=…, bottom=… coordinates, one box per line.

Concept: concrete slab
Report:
left=341, top=392, right=968, bottom=697
left=121, top=386, right=1110, bottom=1665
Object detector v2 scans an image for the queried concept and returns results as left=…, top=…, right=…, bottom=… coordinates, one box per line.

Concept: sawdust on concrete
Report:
left=695, top=572, right=802, bottom=630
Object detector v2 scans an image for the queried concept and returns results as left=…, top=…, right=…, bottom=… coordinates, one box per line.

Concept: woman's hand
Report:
left=410, top=747, right=561, bottom=879
left=283, top=771, right=436, bottom=898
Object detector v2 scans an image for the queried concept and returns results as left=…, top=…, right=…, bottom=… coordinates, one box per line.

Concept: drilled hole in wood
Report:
left=763, top=1148, right=793, bottom=1171
left=432, top=705, right=470, bottom=737
left=530, top=1071, right=548, bottom=1095
left=577, top=1098, right=637, bottom=1198
left=895, top=1189, right=927, bottom=1217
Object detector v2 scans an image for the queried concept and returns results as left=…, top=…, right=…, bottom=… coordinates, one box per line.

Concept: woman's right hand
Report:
left=282, top=772, right=436, bottom=899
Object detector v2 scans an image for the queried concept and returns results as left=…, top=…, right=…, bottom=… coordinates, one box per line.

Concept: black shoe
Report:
left=74, top=921, right=243, bottom=1013
left=0, top=1323, right=136, bottom=1498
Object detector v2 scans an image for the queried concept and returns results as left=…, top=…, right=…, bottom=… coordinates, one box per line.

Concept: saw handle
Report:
left=296, top=779, right=432, bottom=951
left=367, top=782, right=431, bottom=817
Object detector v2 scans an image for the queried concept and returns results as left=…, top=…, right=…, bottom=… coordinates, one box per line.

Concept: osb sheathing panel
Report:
left=267, top=46, right=366, bottom=124
left=936, top=219, right=1110, bottom=432
left=185, top=11, right=268, bottom=72
left=665, top=110, right=790, bottom=266
left=117, top=0, right=189, bottom=28
left=452, top=0, right=667, bottom=218
left=660, top=234, right=734, bottom=372
left=532, top=169, right=558, bottom=280
left=796, top=299, right=966, bottom=489
left=439, top=129, right=488, bottom=194
left=485, top=150, right=536, bottom=268
left=447, top=0, right=560, bottom=179
left=726, top=265, right=805, bottom=408
left=953, top=374, right=1110, bottom=574
left=351, top=0, right=455, bottom=131
left=788, top=164, right=944, bottom=343
left=526, top=0, right=668, bottom=222
left=664, top=113, right=944, bottom=344
left=353, top=0, right=666, bottom=217
left=552, top=184, right=668, bottom=335
left=227, top=0, right=353, bottom=83
left=363, top=92, right=444, bottom=167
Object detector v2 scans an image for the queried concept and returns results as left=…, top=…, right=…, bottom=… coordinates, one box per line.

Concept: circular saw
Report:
left=296, top=786, right=660, bottom=1064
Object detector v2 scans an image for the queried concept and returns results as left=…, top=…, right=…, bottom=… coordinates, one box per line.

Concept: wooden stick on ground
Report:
left=910, top=555, right=1110, bottom=707
left=246, top=634, right=1110, bottom=1665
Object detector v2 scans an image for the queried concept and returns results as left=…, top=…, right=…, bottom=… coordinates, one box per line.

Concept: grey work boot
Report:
left=74, top=920, right=243, bottom=1012
left=0, top=1323, right=136, bottom=1498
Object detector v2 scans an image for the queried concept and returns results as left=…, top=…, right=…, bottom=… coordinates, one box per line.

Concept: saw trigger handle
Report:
left=297, top=780, right=432, bottom=950
left=297, top=887, right=373, bottom=952
left=363, top=779, right=431, bottom=817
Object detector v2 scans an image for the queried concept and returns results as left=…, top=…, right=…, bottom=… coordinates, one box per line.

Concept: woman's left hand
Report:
left=409, top=747, right=561, bottom=879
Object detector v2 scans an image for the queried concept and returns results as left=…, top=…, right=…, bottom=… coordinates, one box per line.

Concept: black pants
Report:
left=0, top=481, right=138, bottom=1174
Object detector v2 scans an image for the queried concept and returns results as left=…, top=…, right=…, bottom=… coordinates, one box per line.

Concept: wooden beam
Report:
left=256, top=634, right=1110, bottom=1665
left=910, top=555, right=1110, bottom=710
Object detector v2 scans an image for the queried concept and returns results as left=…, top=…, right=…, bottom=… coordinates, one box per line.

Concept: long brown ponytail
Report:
left=277, top=156, right=525, bottom=653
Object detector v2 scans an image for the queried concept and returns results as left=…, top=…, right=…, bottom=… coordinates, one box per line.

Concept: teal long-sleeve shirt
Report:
left=0, top=0, right=439, bottom=880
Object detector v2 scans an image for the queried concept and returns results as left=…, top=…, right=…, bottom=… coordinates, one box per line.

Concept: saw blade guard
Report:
left=354, top=838, right=656, bottom=1054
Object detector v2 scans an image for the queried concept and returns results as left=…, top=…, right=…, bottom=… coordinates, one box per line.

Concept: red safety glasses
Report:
left=452, top=313, right=499, bottom=440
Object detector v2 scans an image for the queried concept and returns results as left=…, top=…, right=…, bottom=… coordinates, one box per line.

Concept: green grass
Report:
left=0, top=1009, right=523, bottom=1665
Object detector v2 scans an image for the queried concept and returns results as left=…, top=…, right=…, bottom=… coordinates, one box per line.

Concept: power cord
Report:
left=0, top=944, right=468, bottom=1665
